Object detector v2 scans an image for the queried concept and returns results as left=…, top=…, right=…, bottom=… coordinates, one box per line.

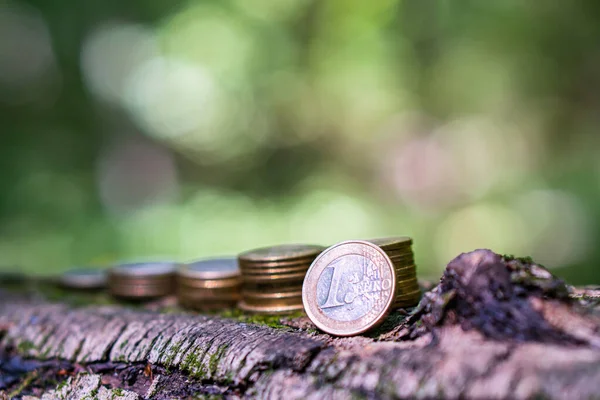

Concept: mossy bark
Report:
left=1, top=250, right=599, bottom=399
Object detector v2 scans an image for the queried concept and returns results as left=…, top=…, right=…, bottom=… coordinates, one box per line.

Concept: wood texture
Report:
left=1, top=249, right=599, bottom=399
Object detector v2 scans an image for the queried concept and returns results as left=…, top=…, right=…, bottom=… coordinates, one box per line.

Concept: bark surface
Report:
left=1, top=249, right=599, bottom=399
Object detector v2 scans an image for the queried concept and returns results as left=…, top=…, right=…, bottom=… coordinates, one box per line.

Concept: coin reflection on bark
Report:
left=303, top=240, right=396, bottom=336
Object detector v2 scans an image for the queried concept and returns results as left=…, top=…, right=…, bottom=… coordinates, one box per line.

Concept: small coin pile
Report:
left=176, top=258, right=241, bottom=311
left=58, top=268, right=107, bottom=291
left=366, top=237, right=420, bottom=308
left=108, top=262, right=176, bottom=300
left=238, top=244, right=325, bottom=314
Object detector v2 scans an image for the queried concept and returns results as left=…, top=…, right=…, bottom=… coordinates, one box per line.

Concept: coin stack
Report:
left=367, top=237, right=420, bottom=308
left=177, top=258, right=242, bottom=311
left=108, top=262, right=176, bottom=300
left=58, top=268, right=107, bottom=291
left=238, top=244, right=325, bottom=314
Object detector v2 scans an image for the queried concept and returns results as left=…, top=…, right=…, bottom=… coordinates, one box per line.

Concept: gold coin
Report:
left=396, top=289, right=420, bottom=300
left=242, top=282, right=303, bottom=292
left=390, top=262, right=415, bottom=269
left=396, top=278, right=419, bottom=288
left=109, top=281, right=171, bottom=290
left=395, top=288, right=422, bottom=299
left=395, top=267, right=417, bottom=276
left=388, top=260, right=415, bottom=267
left=394, top=271, right=417, bottom=280
left=240, top=264, right=310, bottom=276
left=177, top=277, right=241, bottom=290
left=395, top=269, right=418, bottom=277
left=396, top=276, right=419, bottom=285
left=177, top=283, right=241, bottom=296
left=239, top=244, right=325, bottom=263
left=110, top=262, right=176, bottom=278
left=178, top=257, right=240, bottom=280
left=238, top=257, right=316, bottom=269
left=384, top=247, right=413, bottom=255
left=110, top=285, right=174, bottom=299
left=392, top=259, right=416, bottom=265
left=387, top=254, right=415, bottom=263
left=394, top=297, right=421, bottom=306
left=302, top=240, right=396, bottom=336
left=396, top=275, right=417, bottom=284
left=366, top=237, right=413, bottom=250
left=396, top=286, right=420, bottom=295
left=393, top=264, right=418, bottom=272
left=241, top=289, right=303, bottom=299
left=242, top=271, right=307, bottom=283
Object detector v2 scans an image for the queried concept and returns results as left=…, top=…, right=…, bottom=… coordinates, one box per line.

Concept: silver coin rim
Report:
left=302, top=240, right=396, bottom=336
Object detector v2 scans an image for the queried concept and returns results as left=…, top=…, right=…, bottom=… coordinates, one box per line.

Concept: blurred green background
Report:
left=1, top=0, right=599, bottom=283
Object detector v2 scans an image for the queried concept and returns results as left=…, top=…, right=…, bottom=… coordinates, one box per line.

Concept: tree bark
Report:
left=1, top=249, right=599, bottom=399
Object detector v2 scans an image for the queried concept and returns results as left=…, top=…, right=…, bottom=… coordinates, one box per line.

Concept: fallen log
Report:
left=1, top=249, right=599, bottom=399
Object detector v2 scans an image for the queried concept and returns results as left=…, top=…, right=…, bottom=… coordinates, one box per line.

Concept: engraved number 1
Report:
left=321, top=264, right=347, bottom=309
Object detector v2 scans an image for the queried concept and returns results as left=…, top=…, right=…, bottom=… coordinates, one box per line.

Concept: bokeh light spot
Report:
left=434, top=203, right=527, bottom=269
left=123, top=57, right=217, bottom=140
left=81, top=22, right=157, bottom=104
left=0, top=2, right=59, bottom=103
left=290, top=190, right=380, bottom=244
left=160, top=4, right=254, bottom=80
left=97, top=137, right=179, bottom=215
left=514, top=190, right=591, bottom=268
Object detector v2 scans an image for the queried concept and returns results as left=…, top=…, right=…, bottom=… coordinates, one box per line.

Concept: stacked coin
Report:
left=108, top=262, right=176, bottom=300
left=58, top=268, right=107, bottom=291
left=177, top=258, right=242, bottom=311
left=366, top=237, right=420, bottom=308
left=238, top=244, right=325, bottom=314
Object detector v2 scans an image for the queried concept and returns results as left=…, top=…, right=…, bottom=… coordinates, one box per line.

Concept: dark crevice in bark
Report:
left=100, top=321, right=129, bottom=362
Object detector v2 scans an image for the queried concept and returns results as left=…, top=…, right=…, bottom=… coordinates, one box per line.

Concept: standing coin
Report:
left=302, top=240, right=396, bottom=336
